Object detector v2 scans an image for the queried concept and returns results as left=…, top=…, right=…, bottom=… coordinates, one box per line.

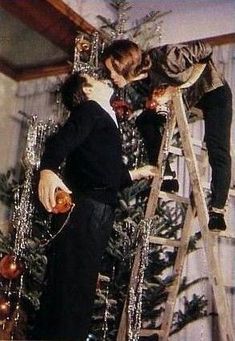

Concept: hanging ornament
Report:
left=145, top=98, right=157, bottom=110
left=127, top=219, right=152, bottom=340
left=111, top=99, right=132, bottom=118
left=0, top=295, right=11, bottom=321
left=52, top=190, right=73, bottom=214
left=72, top=32, right=101, bottom=77
left=75, top=35, right=91, bottom=53
left=0, top=255, right=24, bottom=280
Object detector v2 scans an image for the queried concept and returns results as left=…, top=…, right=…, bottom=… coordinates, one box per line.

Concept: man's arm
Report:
left=40, top=103, right=96, bottom=172
left=129, top=165, right=156, bottom=181
left=39, top=102, right=98, bottom=212
left=120, top=163, right=156, bottom=189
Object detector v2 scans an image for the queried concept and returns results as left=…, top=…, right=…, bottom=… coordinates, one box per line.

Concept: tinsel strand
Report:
left=4, top=116, right=57, bottom=336
left=127, top=218, right=152, bottom=340
left=161, top=104, right=172, bottom=178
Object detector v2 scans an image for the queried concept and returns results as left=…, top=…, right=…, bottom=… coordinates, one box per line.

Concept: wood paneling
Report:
left=0, top=58, right=71, bottom=81
left=14, top=62, right=72, bottom=81
left=0, top=58, right=17, bottom=80
left=204, top=33, right=235, bottom=46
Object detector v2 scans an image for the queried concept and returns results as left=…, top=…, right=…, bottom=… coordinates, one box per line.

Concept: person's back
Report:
left=102, top=39, right=233, bottom=231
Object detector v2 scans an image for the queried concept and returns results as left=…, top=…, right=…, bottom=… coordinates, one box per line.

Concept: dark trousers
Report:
left=197, top=83, right=233, bottom=208
left=32, top=196, right=115, bottom=341
left=136, top=111, right=174, bottom=175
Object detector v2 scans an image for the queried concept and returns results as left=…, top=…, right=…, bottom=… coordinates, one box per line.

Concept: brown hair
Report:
left=102, top=39, right=151, bottom=80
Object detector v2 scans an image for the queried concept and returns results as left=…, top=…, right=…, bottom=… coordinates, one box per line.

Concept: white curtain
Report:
left=16, top=74, right=67, bottom=121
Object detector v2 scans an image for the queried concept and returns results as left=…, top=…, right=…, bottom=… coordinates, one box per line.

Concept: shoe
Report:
left=208, top=211, right=226, bottom=231
left=160, top=179, right=179, bottom=193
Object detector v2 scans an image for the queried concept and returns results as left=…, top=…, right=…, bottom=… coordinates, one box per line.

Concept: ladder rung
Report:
left=139, top=329, right=165, bottom=337
left=149, top=236, right=181, bottom=247
left=159, top=191, right=190, bottom=204
left=169, top=145, right=182, bottom=155
left=169, top=139, right=205, bottom=156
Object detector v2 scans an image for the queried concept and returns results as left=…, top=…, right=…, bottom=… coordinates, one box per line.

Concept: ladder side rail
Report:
left=172, top=90, right=235, bottom=341
left=159, top=139, right=208, bottom=340
left=145, top=114, right=177, bottom=218
left=116, top=248, right=142, bottom=341
left=160, top=204, right=196, bottom=341
left=117, top=110, right=177, bottom=340
left=117, top=109, right=177, bottom=340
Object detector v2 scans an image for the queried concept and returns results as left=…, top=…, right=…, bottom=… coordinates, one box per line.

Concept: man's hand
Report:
left=38, top=169, right=71, bottom=212
left=129, top=165, right=157, bottom=181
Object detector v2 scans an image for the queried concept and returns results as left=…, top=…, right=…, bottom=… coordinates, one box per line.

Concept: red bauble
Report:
left=0, top=295, right=11, bottom=320
left=111, top=99, right=132, bottom=118
left=145, top=99, right=157, bottom=110
left=0, top=255, right=24, bottom=280
left=52, top=190, right=73, bottom=214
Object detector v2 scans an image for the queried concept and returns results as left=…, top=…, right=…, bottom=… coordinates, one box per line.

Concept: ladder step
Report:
left=169, top=145, right=183, bottom=155
left=169, top=138, right=205, bottom=156
left=149, top=236, right=181, bottom=247
left=159, top=191, right=190, bottom=204
left=139, top=329, right=164, bottom=337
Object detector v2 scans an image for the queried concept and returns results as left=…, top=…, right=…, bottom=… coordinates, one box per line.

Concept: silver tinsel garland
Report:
left=3, top=116, right=57, bottom=337
left=127, top=218, right=152, bottom=341
left=12, top=116, right=57, bottom=257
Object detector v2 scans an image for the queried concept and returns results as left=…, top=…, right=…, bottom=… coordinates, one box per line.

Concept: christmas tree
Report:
left=88, top=1, right=208, bottom=340
left=0, top=1, right=209, bottom=340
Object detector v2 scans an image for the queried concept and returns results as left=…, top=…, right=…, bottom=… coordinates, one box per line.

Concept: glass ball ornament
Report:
left=75, top=36, right=91, bottom=52
left=0, top=295, right=11, bottom=321
left=52, top=190, right=73, bottom=214
left=145, top=99, right=157, bottom=110
left=111, top=99, right=132, bottom=118
left=0, top=254, right=24, bottom=280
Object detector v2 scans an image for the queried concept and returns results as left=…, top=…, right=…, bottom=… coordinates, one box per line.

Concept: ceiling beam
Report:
left=45, top=0, right=98, bottom=34
left=14, top=62, right=72, bottom=81
left=0, top=58, right=17, bottom=80
left=0, top=0, right=97, bottom=54
left=203, top=33, right=235, bottom=46
left=0, top=57, right=72, bottom=81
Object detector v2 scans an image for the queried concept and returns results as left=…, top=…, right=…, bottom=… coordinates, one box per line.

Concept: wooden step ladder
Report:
left=117, top=65, right=235, bottom=341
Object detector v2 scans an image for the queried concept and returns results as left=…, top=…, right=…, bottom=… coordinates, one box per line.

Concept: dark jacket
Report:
left=40, top=100, right=132, bottom=204
left=147, top=40, right=225, bottom=107
left=125, top=40, right=225, bottom=110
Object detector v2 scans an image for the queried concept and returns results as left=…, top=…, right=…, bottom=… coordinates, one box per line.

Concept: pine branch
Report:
left=171, top=294, right=207, bottom=335
left=0, top=167, right=19, bottom=207
left=126, top=10, right=171, bottom=34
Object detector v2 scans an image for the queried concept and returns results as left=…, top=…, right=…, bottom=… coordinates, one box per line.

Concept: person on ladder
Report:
left=102, top=39, right=233, bottom=231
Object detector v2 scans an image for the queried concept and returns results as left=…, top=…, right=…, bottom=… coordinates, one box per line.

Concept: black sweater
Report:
left=40, top=100, right=132, bottom=204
